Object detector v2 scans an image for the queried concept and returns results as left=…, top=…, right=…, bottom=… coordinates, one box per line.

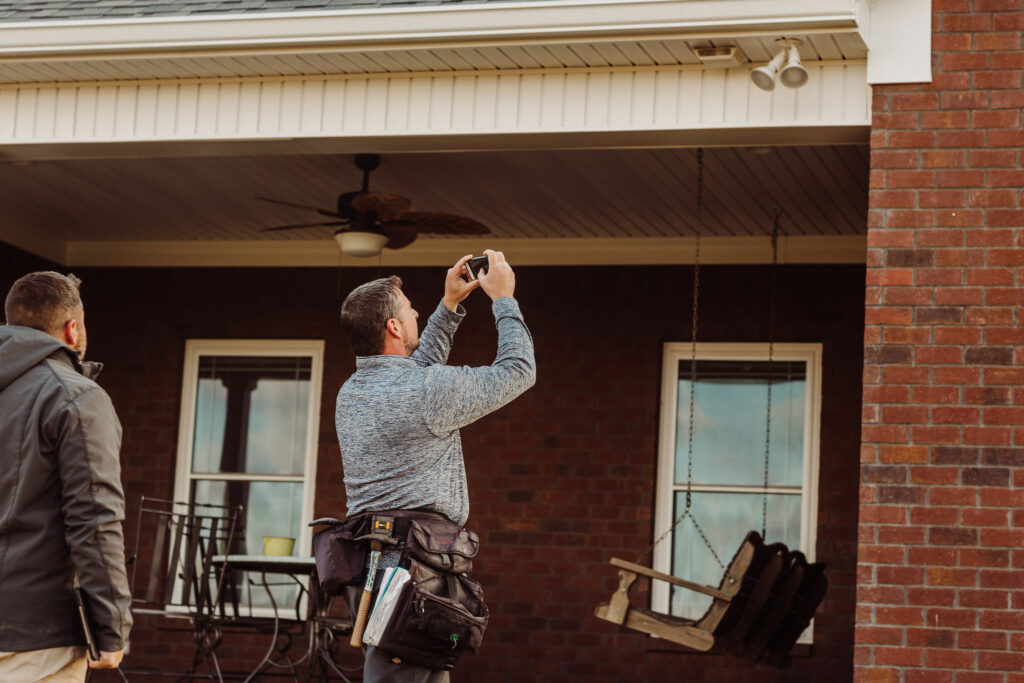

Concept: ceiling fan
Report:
left=257, top=153, right=489, bottom=256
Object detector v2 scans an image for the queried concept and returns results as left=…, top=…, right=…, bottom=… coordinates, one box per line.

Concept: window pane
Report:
left=192, top=480, right=304, bottom=611
left=675, top=360, right=805, bottom=487
left=669, top=491, right=801, bottom=619
left=192, top=356, right=311, bottom=475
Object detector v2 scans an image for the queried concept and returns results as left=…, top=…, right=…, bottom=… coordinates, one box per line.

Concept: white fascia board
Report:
left=865, top=0, right=933, bottom=84
left=63, top=235, right=867, bottom=268
left=0, top=0, right=862, bottom=58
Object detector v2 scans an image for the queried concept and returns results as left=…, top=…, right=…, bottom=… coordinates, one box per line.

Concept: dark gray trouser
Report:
left=343, top=587, right=450, bottom=683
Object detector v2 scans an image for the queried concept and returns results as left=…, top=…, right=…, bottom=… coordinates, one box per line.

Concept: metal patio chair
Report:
left=124, top=497, right=242, bottom=681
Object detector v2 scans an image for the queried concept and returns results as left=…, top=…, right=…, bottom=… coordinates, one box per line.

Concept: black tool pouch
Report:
left=310, top=516, right=371, bottom=595
left=400, top=517, right=480, bottom=574
left=377, top=560, right=489, bottom=671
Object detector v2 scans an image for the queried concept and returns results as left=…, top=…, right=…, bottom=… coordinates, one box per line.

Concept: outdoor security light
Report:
left=751, top=39, right=807, bottom=91
left=750, top=49, right=787, bottom=91
left=779, top=43, right=809, bottom=88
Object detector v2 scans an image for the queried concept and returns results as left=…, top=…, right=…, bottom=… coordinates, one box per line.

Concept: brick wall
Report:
left=857, top=1, right=1024, bottom=681
left=0, top=242, right=56, bottom=316
left=14, top=260, right=856, bottom=682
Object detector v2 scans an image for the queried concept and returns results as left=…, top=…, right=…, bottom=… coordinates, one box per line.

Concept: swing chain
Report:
left=762, top=210, right=780, bottom=538
left=635, top=149, right=723, bottom=570
left=683, top=150, right=724, bottom=569
left=686, top=148, right=703, bottom=516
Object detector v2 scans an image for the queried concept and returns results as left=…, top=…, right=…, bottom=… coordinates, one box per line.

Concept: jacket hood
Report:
left=0, top=325, right=100, bottom=390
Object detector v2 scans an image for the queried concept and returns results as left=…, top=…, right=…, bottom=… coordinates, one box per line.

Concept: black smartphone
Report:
left=465, top=255, right=489, bottom=281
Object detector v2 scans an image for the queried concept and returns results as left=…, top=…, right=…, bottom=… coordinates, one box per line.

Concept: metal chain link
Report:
left=762, top=210, right=780, bottom=538
left=638, top=148, right=723, bottom=570
left=686, top=149, right=702, bottom=516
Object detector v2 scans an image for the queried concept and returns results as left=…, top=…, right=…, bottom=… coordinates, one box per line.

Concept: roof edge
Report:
left=0, top=0, right=861, bottom=58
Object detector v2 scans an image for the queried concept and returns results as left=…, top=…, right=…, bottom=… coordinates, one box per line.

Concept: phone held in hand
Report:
left=465, top=255, right=489, bottom=281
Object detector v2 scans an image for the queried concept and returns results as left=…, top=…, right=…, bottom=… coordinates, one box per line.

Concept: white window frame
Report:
left=652, top=342, right=822, bottom=642
left=172, top=339, right=324, bottom=617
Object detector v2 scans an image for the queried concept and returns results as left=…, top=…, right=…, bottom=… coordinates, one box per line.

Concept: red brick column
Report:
left=857, top=1, right=1024, bottom=681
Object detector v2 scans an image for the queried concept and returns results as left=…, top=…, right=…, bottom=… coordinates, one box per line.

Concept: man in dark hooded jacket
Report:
left=0, top=271, right=132, bottom=680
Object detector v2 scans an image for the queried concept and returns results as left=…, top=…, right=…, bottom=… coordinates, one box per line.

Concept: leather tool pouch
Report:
left=399, top=517, right=480, bottom=574
left=310, top=516, right=371, bottom=595
left=377, top=559, right=489, bottom=671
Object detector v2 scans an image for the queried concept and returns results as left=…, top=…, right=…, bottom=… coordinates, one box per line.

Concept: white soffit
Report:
left=0, top=0, right=872, bottom=87
left=0, top=36, right=869, bottom=84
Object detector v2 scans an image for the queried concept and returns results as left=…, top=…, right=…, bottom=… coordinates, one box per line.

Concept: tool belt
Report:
left=311, top=509, right=488, bottom=670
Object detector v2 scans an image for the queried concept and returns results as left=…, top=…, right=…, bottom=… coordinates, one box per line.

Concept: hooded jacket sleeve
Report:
left=51, top=385, right=133, bottom=652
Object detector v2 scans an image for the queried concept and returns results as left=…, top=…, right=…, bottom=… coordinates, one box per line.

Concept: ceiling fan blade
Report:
left=350, top=192, right=412, bottom=221
left=397, top=212, right=490, bottom=235
left=259, top=221, right=347, bottom=232
left=378, top=224, right=419, bottom=250
left=256, top=196, right=342, bottom=219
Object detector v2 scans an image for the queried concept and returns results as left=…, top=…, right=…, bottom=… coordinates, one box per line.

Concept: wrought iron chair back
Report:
left=125, top=497, right=242, bottom=681
left=129, top=497, right=241, bottom=619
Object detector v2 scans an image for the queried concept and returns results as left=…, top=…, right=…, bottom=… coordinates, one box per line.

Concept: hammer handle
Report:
left=350, top=540, right=382, bottom=647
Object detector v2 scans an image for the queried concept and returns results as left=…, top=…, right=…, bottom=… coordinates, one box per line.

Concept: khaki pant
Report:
left=0, top=646, right=88, bottom=683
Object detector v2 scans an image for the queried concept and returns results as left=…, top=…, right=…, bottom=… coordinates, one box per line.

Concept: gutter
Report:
left=0, top=0, right=862, bottom=58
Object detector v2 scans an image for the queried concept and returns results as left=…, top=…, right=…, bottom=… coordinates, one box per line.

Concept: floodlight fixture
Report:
left=779, top=42, right=809, bottom=88
left=751, top=39, right=807, bottom=91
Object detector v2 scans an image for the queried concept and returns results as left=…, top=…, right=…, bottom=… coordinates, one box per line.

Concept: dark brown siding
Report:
left=38, top=260, right=863, bottom=682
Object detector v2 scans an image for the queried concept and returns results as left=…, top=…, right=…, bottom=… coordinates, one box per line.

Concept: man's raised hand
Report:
left=477, top=250, right=515, bottom=301
left=443, top=254, right=481, bottom=311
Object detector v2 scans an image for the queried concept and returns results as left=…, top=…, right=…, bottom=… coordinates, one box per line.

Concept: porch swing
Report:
left=594, top=149, right=827, bottom=668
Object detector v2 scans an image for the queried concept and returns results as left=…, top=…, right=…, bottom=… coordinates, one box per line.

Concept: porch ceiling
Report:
left=0, top=146, right=867, bottom=248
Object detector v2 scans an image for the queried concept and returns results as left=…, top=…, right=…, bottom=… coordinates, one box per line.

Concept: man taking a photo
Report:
left=0, top=271, right=132, bottom=681
left=336, top=250, right=536, bottom=682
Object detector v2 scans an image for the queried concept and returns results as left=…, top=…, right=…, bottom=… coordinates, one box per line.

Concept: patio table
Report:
left=214, top=555, right=315, bottom=682
left=213, top=555, right=359, bottom=682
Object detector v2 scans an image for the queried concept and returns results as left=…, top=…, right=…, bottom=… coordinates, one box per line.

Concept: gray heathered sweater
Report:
left=336, top=296, right=536, bottom=527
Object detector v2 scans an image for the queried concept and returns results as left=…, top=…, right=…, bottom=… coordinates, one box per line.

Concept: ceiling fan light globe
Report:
left=335, top=231, right=388, bottom=257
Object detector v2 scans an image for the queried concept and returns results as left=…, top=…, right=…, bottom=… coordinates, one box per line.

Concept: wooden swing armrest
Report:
left=610, top=558, right=731, bottom=602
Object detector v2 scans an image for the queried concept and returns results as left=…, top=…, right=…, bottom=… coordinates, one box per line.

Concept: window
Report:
left=653, top=343, right=821, bottom=639
left=173, top=340, right=324, bottom=612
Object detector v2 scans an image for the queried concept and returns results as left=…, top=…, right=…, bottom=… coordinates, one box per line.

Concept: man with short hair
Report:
left=0, top=271, right=133, bottom=681
left=336, top=250, right=536, bottom=682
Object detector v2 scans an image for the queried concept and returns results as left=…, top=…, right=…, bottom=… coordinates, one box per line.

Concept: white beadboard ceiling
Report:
left=0, top=146, right=867, bottom=245
left=0, top=36, right=866, bottom=84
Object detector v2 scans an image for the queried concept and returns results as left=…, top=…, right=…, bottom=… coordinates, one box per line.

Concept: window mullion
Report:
left=189, top=472, right=306, bottom=483
left=671, top=484, right=803, bottom=495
